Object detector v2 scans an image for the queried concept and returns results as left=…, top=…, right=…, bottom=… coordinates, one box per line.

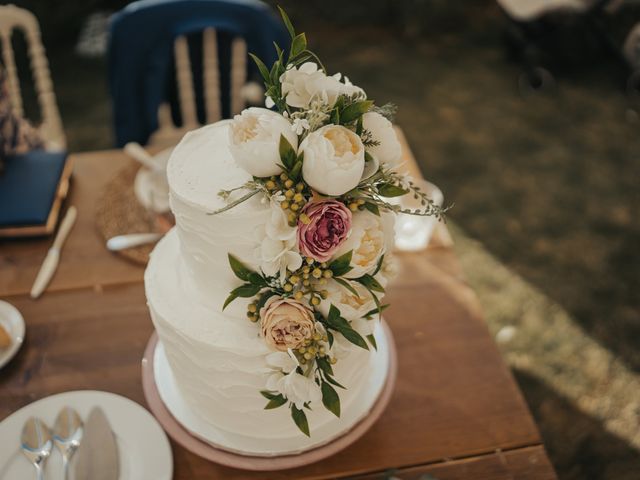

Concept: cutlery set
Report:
left=20, top=407, right=118, bottom=480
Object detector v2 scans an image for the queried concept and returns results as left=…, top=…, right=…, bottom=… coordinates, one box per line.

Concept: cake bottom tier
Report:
left=145, top=229, right=393, bottom=455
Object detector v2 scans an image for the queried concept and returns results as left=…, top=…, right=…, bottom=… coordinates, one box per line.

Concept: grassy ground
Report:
left=16, top=4, right=640, bottom=478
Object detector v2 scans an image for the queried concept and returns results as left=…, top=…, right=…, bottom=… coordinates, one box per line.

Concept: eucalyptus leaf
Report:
left=321, top=381, right=341, bottom=417
left=378, top=183, right=409, bottom=197
left=291, top=405, right=310, bottom=437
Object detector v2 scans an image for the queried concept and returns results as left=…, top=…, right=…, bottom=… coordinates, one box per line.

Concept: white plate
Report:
left=134, top=148, right=172, bottom=213
left=0, top=390, right=173, bottom=480
left=0, top=300, right=25, bottom=370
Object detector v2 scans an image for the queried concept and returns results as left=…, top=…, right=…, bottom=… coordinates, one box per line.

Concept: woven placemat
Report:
left=96, top=163, right=173, bottom=265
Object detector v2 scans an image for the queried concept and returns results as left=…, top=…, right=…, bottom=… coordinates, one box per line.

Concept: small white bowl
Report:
left=0, top=300, right=25, bottom=370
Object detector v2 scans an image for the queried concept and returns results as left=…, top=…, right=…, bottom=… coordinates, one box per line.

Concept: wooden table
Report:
left=0, top=148, right=557, bottom=479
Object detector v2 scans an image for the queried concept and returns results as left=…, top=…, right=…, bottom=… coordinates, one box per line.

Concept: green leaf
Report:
left=261, top=390, right=278, bottom=400
left=279, top=134, right=297, bottom=170
left=334, top=277, right=359, bottom=297
left=329, top=250, right=353, bottom=277
left=273, top=42, right=284, bottom=62
left=339, top=326, right=369, bottom=350
left=278, top=6, right=296, bottom=39
left=223, top=292, right=238, bottom=310
left=248, top=272, right=267, bottom=287
left=340, top=100, right=374, bottom=124
left=290, top=33, right=307, bottom=58
left=265, top=394, right=288, bottom=410
left=363, top=303, right=390, bottom=319
left=378, top=183, right=409, bottom=197
left=289, top=160, right=303, bottom=181
left=367, top=334, right=378, bottom=350
left=327, top=330, right=334, bottom=348
left=316, top=355, right=333, bottom=376
left=356, top=115, right=364, bottom=135
left=233, top=283, right=262, bottom=297
left=356, top=274, right=385, bottom=293
left=372, top=254, right=385, bottom=276
left=321, top=381, right=341, bottom=417
left=364, top=151, right=375, bottom=163
left=324, top=373, right=345, bottom=389
left=249, top=53, right=270, bottom=84
left=291, top=405, right=310, bottom=437
left=363, top=202, right=380, bottom=216
left=325, top=306, right=351, bottom=331
left=228, top=254, right=255, bottom=281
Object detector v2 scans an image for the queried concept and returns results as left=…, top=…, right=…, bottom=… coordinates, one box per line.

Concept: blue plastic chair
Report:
left=108, top=0, right=288, bottom=147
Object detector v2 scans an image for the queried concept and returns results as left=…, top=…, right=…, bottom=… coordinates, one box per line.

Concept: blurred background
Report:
left=4, top=0, right=640, bottom=477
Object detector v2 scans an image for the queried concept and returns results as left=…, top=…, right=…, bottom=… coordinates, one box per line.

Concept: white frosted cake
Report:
left=144, top=7, right=445, bottom=458
left=145, top=122, right=392, bottom=454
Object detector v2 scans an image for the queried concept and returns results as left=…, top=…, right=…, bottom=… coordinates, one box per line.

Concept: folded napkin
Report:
left=0, top=150, right=68, bottom=227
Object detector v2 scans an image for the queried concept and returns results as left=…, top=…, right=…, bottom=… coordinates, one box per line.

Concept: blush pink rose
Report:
left=297, top=200, right=352, bottom=262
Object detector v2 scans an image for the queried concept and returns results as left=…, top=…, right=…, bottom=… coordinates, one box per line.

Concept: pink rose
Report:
left=297, top=200, right=352, bottom=262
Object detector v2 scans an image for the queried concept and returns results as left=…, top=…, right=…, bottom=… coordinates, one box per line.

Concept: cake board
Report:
left=141, top=321, right=398, bottom=471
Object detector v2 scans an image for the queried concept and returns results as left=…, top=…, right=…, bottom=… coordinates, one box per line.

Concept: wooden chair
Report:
left=108, top=0, right=288, bottom=148
left=149, top=28, right=252, bottom=147
left=0, top=4, right=65, bottom=151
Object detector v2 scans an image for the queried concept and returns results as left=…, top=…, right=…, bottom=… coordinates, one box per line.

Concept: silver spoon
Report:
left=53, top=407, right=83, bottom=480
left=106, top=233, right=163, bottom=251
left=20, top=417, right=52, bottom=480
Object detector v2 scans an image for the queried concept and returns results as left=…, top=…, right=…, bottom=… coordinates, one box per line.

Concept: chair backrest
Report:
left=0, top=4, right=65, bottom=151
left=108, top=0, right=288, bottom=147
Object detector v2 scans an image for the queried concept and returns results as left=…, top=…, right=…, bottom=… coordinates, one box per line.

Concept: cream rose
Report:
left=334, top=211, right=395, bottom=278
left=260, top=296, right=315, bottom=352
left=300, top=125, right=365, bottom=196
left=228, top=107, right=298, bottom=177
left=280, top=62, right=344, bottom=109
left=362, top=111, right=401, bottom=167
left=318, top=280, right=376, bottom=322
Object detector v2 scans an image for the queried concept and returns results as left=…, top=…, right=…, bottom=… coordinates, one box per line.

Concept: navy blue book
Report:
left=0, top=150, right=71, bottom=237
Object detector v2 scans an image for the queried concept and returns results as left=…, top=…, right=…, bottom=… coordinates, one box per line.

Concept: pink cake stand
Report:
left=141, top=323, right=398, bottom=471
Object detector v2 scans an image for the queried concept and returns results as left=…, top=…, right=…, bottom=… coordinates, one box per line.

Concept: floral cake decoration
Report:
left=211, top=7, right=447, bottom=436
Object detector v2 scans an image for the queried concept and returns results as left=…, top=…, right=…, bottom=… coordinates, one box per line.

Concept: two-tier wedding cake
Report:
left=144, top=8, right=445, bottom=457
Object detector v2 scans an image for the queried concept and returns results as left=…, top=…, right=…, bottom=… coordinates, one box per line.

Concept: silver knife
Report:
left=106, top=232, right=163, bottom=251
left=74, top=407, right=120, bottom=480
left=30, top=206, right=78, bottom=299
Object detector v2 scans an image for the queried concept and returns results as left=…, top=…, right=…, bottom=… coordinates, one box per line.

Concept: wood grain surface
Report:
left=0, top=141, right=556, bottom=479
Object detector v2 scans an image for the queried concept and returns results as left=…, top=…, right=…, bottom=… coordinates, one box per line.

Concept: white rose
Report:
left=280, top=62, right=344, bottom=109
left=228, top=107, right=297, bottom=177
left=362, top=111, right=401, bottom=167
left=318, top=280, right=376, bottom=321
left=300, top=125, right=365, bottom=196
left=256, top=196, right=302, bottom=280
left=334, top=211, right=395, bottom=278
left=266, top=370, right=322, bottom=409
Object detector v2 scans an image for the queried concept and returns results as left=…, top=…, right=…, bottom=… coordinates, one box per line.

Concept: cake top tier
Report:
left=167, top=121, right=257, bottom=215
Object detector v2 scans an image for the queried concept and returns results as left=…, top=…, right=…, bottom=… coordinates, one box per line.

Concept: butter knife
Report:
left=74, top=407, right=120, bottom=480
left=30, top=206, right=77, bottom=299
